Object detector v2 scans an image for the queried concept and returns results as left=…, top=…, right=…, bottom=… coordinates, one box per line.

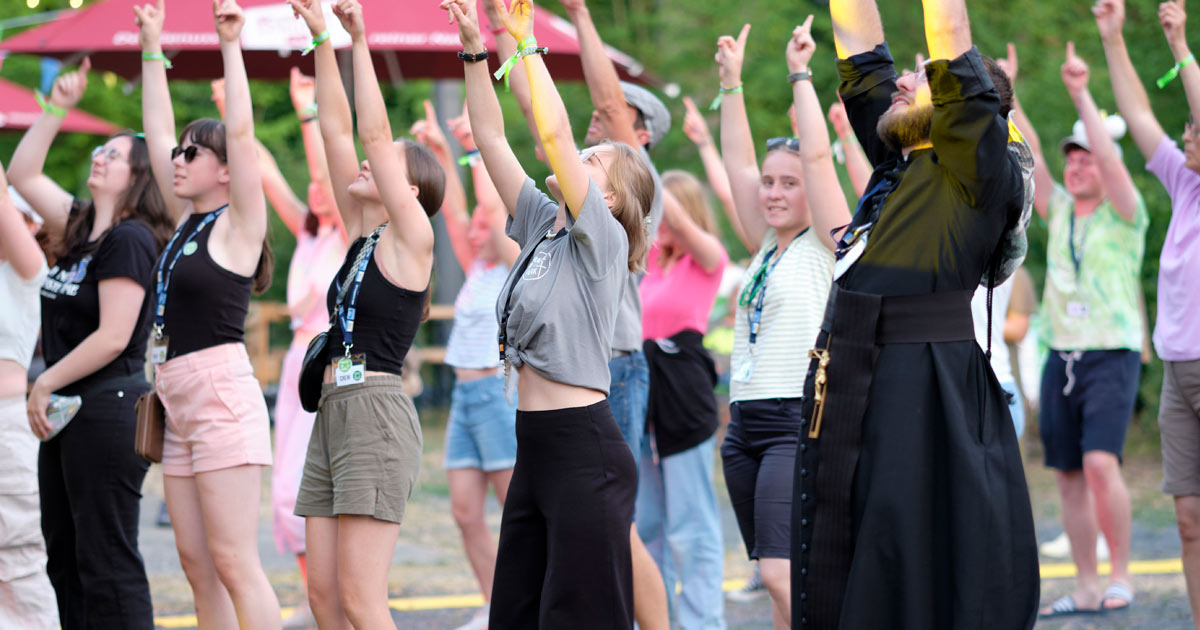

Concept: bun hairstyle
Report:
left=400, top=139, right=446, bottom=218
left=597, top=141, right=656, bottom=272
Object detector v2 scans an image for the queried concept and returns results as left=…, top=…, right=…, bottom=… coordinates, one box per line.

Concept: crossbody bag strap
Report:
left=329, top=224, right=387, bottom=325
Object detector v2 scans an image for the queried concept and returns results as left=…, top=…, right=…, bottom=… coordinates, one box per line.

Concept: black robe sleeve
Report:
left=837, top=42, right=900, bottom=168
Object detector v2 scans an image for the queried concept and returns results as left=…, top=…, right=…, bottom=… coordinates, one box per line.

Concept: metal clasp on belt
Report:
left=807, top=344, right=831, bottom=439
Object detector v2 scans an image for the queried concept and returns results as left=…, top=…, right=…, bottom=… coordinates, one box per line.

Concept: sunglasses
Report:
left=91, top=145, right=125, bottom=163
left=171, top=145, right=202, bottom=163
left=766, top=137, right=801, bottom=152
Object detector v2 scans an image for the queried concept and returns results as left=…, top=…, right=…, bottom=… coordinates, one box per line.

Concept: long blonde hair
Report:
left=600, top=141, right=656, bottom=272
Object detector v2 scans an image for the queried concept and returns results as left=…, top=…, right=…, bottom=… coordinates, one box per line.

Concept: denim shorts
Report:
left=444, top=375, right=518, bottom=472
left=608, top=351, right=649, bottom=460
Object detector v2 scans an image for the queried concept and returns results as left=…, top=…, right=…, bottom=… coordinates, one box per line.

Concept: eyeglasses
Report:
left=91, top=145, right=125, bottom=163
left=766, top=137, right=801, bottom=152
left=171, top=145, right=201, bottom=163
left=581, top=148, right=611, bottom=180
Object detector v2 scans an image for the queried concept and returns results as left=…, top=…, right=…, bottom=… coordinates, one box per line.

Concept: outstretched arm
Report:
left=1063, top=42, right=1140, bottom=222
left=1000, top=45, right=1053, bottom=219
left=921, top=0, right=973, bottom=61
left=413, top=99, right=472, bottom=271
left=289, top=67, right=346, bottom=241
left=661, top=190, right=726, bottom=272
left=0, top=164, right=45, bottom=281
left=1161, top=0, right=1200, bottom=133
left=680, top=96, right=745, bottom=244
left=829, top=0, right=884, bottom=59
left=789, top=16, right=852, bottom=251
left=481, top=0, right=544, bottom=160
left=1095, top=0, right=1165, bottom=159
left=558, top=0, right=640, bottom=147
left=135, top=0, right=187, bottom=222
left=828, top=101, right=871, bottom=197
left=5, top=60, right=90, bottom=238
left=716, top=24, right=767, bottom=253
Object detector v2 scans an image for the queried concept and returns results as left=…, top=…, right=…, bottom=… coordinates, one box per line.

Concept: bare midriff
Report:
left=515, top=365, right=605, bottom=412
left=455, top=367, right=501, bottom=383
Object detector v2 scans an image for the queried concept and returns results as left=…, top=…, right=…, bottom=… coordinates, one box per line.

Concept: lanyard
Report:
left=742, top=230, right=806, bottom=346
left=154, top=206, right=227, bottom=338
left=338, top=225, right=386, bottom=356
left=1068, top=211, right=1090, bottom=278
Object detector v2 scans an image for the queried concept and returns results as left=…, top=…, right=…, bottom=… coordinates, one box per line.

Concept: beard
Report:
left=877, top=103, right=934, bottom=153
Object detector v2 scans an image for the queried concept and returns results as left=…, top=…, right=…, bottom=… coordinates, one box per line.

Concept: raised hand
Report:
left=492, top=0, right=534, bottom=43
left=441, top=0, right=483, bottom=51
left=1160, top=0, right=1188, bottom=48
left=289, top=67, right=316, bottom=113
left=287, top=0, right=327, bottom=36
left=448, top=102, right=477, bottom=152
left=996, top=42, right=1018, bottom=84
left=410, top=100, right=451, bottom=156
left=1093, top=0, right=1125, bottom=41
left=827, top=101, right=851, bottom=138
left=132, top=0, right=165, bottom=49
left=332, top=0, right=365, bottom=41
left=49, top=57, right=91, bottom=110
left=786, top=15, right=817, bottom=73
left=213, top=0, right=245, bottom=44
left=715, top=23, right=751, bottom=89
left=557, top=0, right=586, bottom=13
left=681, top=96, right=712, bottom=146
left=1062, top=41, right=1090, bottom=97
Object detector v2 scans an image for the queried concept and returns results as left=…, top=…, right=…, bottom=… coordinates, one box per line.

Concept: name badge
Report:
left=833, top=239, right=866, bottom=281
left=333, top=354, right=366, bottom=387
left=732, top=356, right=755, bottom=383
left=150, top=336, right=169, bottom=365
left=1066, top=301, right=1090, bottom=319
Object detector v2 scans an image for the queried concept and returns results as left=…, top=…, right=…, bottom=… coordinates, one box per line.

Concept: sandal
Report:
left=1102, top=582, right=1134, bottom=611
left=1038, top=595, right=1106, bottom=618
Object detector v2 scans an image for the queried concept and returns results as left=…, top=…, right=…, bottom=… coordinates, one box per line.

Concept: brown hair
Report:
left=598, top=141, right=656, bottom=272
left=981, top=56, right=1014, bottom=119
left=180, top=118, right=274, bottom=294
left=662, top=170, right=717, bottom=236
left=55, top=132, right=174, bottom=260
left=400, top=140, right=446, bottom=217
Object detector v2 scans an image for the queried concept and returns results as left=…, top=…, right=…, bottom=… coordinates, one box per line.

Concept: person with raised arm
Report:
left=711, top=19, right=836, bottom=629
left=1096, top=0, right=1200, bottom=621
left=7, top=54, right=173, bottom=628
left=446, top=0, right=655, bottom=625
left=288, top=0, right=444, bottom=627
left=137, top=0, right=281, bottom=627
left=826, top=101, right=872, bottom=198
left=0, top=168, right=56, bottom=629
left=680, top=95, right=745, bottom=245
left=793, top=0, right=1039, bottom=627
left=411, top=99, right=521, bottom=630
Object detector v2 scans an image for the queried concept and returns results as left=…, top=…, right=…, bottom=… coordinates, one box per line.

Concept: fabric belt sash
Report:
left=804, top=284, right=975, bottom=627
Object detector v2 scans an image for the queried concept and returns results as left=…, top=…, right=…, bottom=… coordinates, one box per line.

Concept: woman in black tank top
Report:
left=290, top=0, right=445, bottom=626
left=137, top=1, right=282, bottom=628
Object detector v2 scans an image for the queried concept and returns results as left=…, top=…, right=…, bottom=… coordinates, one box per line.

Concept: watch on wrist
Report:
left=788, top=70, right=812, bottom=83
left=458, top=50, right=489, bottom=63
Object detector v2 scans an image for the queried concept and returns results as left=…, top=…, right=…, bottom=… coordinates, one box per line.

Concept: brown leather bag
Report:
left=133, top=390, right=165, bottom=463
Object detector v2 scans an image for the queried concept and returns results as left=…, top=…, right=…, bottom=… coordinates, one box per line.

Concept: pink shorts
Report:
left=155, top=343, right=273, bottom=477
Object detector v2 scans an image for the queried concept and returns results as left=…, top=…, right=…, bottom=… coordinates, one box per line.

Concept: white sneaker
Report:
left=1038, top=532, right=1110, bottom=561
left=452, top=604, right=489, bottom=630
left=726, top=564, right=767, bottom=603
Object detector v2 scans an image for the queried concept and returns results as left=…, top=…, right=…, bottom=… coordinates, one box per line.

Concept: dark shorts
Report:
left=720, top=398, right=801, bottom=560
left=1040, top=349, right=1141, bottom=470
left=1159, top=359, right=1200, bottom=495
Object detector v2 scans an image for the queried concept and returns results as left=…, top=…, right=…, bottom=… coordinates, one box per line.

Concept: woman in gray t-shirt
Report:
left=447, top=0, right=655, bottom=626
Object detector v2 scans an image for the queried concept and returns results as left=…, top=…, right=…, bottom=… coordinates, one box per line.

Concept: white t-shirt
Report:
left=971, top=277, right=1015, bottom=384
left=0, top=260, right=48, bottom=369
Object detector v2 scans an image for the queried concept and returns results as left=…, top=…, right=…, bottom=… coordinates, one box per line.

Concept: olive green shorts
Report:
left=295, top=375, right=422, bottom=524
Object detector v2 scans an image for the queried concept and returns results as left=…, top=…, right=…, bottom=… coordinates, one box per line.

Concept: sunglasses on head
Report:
left=766, top=137, right=801, bottom=152
left=171, top=145, right=201, bottom=163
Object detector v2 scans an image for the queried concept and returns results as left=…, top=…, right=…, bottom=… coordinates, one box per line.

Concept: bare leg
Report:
left=1175, top=495, right=1200, bottom=629
left=1083, top=451, right=1133, bottom=607
left=632, top=525, right=669, bottom=630
left=449, top=468, right=500, bottom=602
left=194, top=466, right=283, bottom=629
left=759, top=557, right=791, bottom=629
left=1041, top=469, right=1102, bottom=613
left=487, top=468, right=514, bottom=507
left=336, top=515, right=401, bottom=630
left=306, top=516, right=351, bottom=630
left=163, top=475, right=238, bottom=630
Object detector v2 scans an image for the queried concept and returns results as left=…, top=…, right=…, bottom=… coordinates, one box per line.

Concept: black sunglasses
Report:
left=766, top=137, right=801, bottom=152
left=171, top=145, right=200, bottom=163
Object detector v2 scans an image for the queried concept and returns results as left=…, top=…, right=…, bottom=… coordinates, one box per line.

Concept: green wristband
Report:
left=709, top=85, right=743, bottom=111
left=35, top=91, right=67, bottom=118
left=303, top=30, right=331, bottom=56
left=1158, top=52, right=1195, bottom=89
left=142, top=51, right=173, bottom=69
left=493, top=37, right=548, bottom=90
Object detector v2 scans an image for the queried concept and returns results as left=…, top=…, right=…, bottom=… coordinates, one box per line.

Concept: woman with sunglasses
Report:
left=289, top=0, right=443, bottom=626
left=137, top=1, right=282, bottom=627
left=712, top=21, right=847, bottom=629
left=6, top=60, right=173, bottom=628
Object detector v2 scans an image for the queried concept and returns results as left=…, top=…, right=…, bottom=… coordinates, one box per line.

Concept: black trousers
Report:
left=38, top=374, right=153, bottom=630
left=490, top=400, right=637, bottom=629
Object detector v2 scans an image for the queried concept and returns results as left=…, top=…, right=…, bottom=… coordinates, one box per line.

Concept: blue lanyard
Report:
left=338, top=226, right=385, bottom=356
left=746, top=232, right=804, bottom=346
left=1068, top=211, right=1090, bottom=279
left=154, top=206, right=226, bottom=338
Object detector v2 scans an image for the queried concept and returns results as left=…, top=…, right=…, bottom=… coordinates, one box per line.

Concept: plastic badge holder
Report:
left=42, top=394, right=82, bottom=441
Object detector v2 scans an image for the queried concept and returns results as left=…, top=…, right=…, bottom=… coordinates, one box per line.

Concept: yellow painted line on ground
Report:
left=152, top=562, right=1183, bottom=627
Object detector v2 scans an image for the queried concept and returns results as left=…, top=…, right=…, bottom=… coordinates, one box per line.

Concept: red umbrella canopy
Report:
left=0, top=77, right=119, bottom=135
left=0, top=0, right=651, bottom=83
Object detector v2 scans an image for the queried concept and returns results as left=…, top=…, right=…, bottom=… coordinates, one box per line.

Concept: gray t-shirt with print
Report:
left=610, top=147, right=663, bottom=353
left=496, top=177, right=629, bottom=395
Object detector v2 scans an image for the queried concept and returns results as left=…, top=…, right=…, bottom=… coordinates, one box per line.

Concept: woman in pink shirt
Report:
left=637, top=170, right=728, bottom=628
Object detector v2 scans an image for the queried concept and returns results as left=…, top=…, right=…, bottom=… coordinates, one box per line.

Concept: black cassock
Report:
left=791, top=44, right=1039, bottom=629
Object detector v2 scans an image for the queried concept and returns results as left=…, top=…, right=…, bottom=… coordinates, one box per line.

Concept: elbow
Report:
left=800, top=146, right=833, bottom=165
left=357, top=125, right=393, bottom=149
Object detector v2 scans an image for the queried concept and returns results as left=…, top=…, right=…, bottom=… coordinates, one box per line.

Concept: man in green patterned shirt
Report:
left=1009, top=41, right=1148, bottom=617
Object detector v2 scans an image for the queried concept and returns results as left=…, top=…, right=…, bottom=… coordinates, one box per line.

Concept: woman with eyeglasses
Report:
left=137, top=1, right=282, bottom=627
left=6, top=60, right=173, bottom=628
left=711, top=21, right=847, bottom=629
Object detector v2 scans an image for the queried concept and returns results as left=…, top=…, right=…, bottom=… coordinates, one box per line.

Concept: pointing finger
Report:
left=736, top=23, right=750, bottom=48
left=800, top=14, right=814, bottom=32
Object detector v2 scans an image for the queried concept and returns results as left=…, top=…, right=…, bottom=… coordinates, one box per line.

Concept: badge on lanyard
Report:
left=732, top=356, right=755, bottom=383
left=334, top=353, right=366, bottom=387
left=1066, top=300, right=1090, bottom=319
left=150, top=335, right=170, bottom=365
left=833, top=238, right=866, bottom=281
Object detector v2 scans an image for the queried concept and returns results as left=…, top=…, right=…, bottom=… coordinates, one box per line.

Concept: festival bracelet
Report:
left=457, top=150, right=482, bottom=166
left=1158, top=52, right=1195, bottom=89
left=297, top=103, right=318, bottom=122
left=709, top=85, right=743, bottom=111
left=303, top=30, right=331, bottom=56
left=142, top=51, right=173, bottom=69
left=494, top=37, right=549, bottom=89
left=35, top=91, right=67, bottom=118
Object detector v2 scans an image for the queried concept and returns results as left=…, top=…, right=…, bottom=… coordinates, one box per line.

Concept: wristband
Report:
left=299, top=115, right=318, bottom=124
left=35, top=91, right=67, bottom=118
left=709, top=85, right=743, bottom=111
left=142, top=51, right=173, bottom=69
left=1158, top=52, right=1196, bottom=89
left=493, top=36, right=549, bottom=89
left=457, top=150, right=482, bottom=166
left=298, top=103, right=318, bottom=119
left=788, top=71, right=812, bottom=83
left=458, top=50, right=489, bottom=63
left=490, top=25, right=507, bottom=35
left=303, top=29, right=331, bottom=56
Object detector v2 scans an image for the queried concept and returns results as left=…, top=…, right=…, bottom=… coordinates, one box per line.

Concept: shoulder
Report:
left=101, top=220, right=158, bottom=256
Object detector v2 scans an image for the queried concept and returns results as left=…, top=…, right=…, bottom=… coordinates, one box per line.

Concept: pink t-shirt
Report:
left=1146, top=135, right=1200, bottom=361
left=287, top=225, right=348, bottom=336
left=639, top=243, right=727, bottom=341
